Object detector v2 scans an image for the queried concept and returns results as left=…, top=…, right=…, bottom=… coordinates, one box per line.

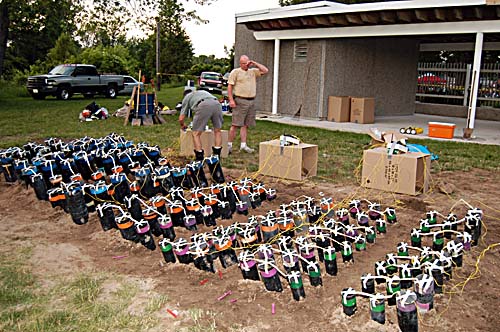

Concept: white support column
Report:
left=468, top=32, right=483, bottom=130
left=272, top=39, right=280, bottom=115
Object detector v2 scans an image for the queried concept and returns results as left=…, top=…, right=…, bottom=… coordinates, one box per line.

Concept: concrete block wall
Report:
left=324, top=37, right=419, bottom=117
left=235, top=24, right=420, bottom=119
left=276, top=39, right=324, bottom=118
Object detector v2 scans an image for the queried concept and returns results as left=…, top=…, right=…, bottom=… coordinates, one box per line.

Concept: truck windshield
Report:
left=49, top=65, right=76, bottom=75
left=202, top=73, right=221, bottom=80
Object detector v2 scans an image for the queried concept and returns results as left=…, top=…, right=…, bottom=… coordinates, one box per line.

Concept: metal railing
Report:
left=416, top=62, right=500, bottom=108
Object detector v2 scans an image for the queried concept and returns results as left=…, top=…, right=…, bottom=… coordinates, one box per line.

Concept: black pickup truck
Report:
left=26, top=64, right=125, bottom=100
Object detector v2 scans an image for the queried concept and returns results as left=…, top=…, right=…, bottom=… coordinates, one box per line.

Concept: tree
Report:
left=81, top=0, right=217, bottom=81
left=0, top=0, right=79, bottom=78
left=126, top=37, right=154, bottom=77
left=84, top=0, right=217, bottom=37
left=187, top=53, right=232, bottom=76
left=77, top=45, right=138, bottom=74
left=224, top=45, right=235, bottom=72
left=0, top=0, right=11, bottom=77
left=76, top=1, right=128, bottom=47
left=46, top=33, right=79, bottom=68
left=144, top=31, right=194, bottom=81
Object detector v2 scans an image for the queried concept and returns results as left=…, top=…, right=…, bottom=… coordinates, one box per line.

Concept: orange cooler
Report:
left=428, top=122, right=456, bottom=139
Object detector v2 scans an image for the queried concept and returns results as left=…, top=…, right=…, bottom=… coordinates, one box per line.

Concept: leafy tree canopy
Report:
left=1, top=0, right=79, bottom=76
left=1, top=0, right=231, bottom=84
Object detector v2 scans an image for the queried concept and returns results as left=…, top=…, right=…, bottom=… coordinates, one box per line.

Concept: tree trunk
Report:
left=0, top=1, right=10, bottom=77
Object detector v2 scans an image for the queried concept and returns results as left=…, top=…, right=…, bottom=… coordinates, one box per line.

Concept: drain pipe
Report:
left=272, top=39, right=280, bottom=116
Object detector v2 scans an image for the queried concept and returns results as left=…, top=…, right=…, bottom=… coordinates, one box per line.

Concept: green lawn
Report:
left=1, top=82, right=498, bottom=184
left=0, top=251, right=170, bottom=332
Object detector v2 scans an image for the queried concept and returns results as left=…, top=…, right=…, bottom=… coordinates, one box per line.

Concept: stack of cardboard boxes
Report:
left=327, top=96, right=375, bottom=124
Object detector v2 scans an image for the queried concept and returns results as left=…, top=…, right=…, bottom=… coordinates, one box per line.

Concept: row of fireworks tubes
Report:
left=153, top=197, right=401, bottom=300
left=340, top=207, right=483, bottom=332
left=2, top=134, right=415, bottom=307
left=0, top=133, right=230, bottom=197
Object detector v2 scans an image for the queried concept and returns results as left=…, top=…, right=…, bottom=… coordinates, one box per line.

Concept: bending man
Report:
left=179, top=89, right=225, bottom=183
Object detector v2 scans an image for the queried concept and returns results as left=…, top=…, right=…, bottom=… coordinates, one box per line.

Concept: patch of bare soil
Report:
left=1, top=168, right=499, bottom=332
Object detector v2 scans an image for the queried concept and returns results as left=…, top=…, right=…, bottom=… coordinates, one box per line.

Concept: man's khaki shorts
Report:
left=232, top=97, right=256, bottom=127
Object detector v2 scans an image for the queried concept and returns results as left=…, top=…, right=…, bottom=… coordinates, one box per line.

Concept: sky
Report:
left=182, top=0, right=280, bottom=58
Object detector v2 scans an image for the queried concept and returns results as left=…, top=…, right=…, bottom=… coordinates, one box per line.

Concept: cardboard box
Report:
left=368, top=128, right=407, bottom=146
left=351, top=97, right=375, bottom=124
left=327, top=96, right=350, bottom=122
left=361, top=147, right=430, bottom=195
left=179, top=129, right=228, bottom=158
left=259, top=140, right=318, bottom=181
left=428, top=122, right=456, bottom=139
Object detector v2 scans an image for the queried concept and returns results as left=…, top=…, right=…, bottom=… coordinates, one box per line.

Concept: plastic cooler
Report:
left=428, top=122, right=456, bottom=139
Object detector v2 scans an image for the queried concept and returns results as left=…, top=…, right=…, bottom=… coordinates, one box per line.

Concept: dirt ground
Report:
left=1, top=167, right=499, bottom=332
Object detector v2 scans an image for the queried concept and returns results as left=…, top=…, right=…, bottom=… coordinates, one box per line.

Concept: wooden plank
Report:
left=299, top=17, right=316, bottom=27
left=124, top=86, right=137, bottom=126
left=360, top=13, right=379, bottom=24
left=434, top=9, right=447, bottom=21
left=453, top=8, right=464, bottom=20
left=396, top=10, right=413, bottom=22
left=122, top=106, right=132, bottom=126
left=345, top=14, right=363, bottom=24
left=380, top=11, right=396, bottom=23
left=154, top=114, right=166, bottom=124
left=246, top=22, right=262, bottom=30
left=260, top=21, right=272, bottom=29
left=328, top=14, right=348, bottom=26
left=473, top=7, right=483, bottom=19
left=313, top=16, right=330, bottom=26
left=289, top=18, right=303, bottom=27
left=270, top=20, right=281, bottom=29
left=415, top=9, right=430, bottom=22
left=278, top=19, right=291, bottom=28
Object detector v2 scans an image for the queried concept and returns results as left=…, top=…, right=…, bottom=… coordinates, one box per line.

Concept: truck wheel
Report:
left=106, top=85, right=117, bottom=99
left=56, top=87, right=72, bottom=100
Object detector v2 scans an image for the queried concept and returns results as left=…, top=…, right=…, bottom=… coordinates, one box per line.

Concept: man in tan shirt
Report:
left=227, top=55, right=268, bottom=153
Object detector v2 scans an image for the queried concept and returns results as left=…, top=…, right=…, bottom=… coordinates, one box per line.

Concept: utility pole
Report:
left=156, top=20, right=161, bottom=91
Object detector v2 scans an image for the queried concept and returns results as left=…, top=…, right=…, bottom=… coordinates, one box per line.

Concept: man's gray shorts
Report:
left=232, top=97, right=256, bottom=127
left=192, top=99, right=223, bottom=132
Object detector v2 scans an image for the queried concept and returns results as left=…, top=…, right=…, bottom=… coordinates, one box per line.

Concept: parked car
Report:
left=26, top=64, right=124, bottom=100
left=120, top=75, right=144, bottom=95
left=198, top=71, right=223, bottom=94
left=417, top=73, right=447, bottom=84
left=222, top=72, right=230, bottom=86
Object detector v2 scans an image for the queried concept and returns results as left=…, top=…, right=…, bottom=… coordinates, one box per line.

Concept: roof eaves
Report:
left=235, top=1, right=346, bottom=21
left=236, top=0, right=488, bottom=24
